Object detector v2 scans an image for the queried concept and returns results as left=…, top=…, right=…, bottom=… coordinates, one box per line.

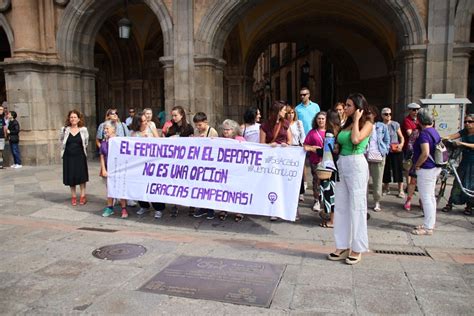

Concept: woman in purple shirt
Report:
left=411, top=109, right=442, bottom=235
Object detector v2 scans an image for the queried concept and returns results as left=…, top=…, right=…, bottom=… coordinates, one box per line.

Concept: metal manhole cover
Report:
left=138, top=255, right=286, bottom=308
left=92, top=243, right=147, bottom=261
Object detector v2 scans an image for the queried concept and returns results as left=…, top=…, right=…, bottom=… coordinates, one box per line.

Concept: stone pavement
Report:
left=0, top=162, right=473, bottom=315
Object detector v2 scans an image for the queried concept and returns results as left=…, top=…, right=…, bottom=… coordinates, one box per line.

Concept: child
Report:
left=192, top=112, right=217, bottom=219
left=193, top=112, right=218, bottom=137
left=100, top=121, right=128, bottom=218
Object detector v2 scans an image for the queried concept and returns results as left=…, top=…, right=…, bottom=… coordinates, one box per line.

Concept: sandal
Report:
left=79, top=196, right=87, bottom=205
left=327, top=249, right=349, bottom=261
left=218, top=211, right=227, bottom=221
left=411, top=228, right=433, bottom=235
left=345, top=253, right=362, bottom=265
left=71, top=197, right=77, bottom=206
left=441, top=204, right=452, bottom=212
left=234, top=214, right=244, bottom=222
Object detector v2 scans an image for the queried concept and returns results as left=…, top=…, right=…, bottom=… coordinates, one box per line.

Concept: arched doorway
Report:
left=93, top=3, right=165, bottom=126
left=0, top=26, right=12, bottom=104
left=196, top=0, right=426, bottom=120
left=56, top=0, right=172, bottom=131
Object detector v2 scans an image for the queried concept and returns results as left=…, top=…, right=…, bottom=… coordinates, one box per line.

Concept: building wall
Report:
left=0, top=0, right=472, bottom=165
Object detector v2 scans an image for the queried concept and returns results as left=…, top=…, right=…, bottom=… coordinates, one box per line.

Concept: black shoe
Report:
left=193, top=208, right=207, bottom=218
left=170, top=207, right=178, bottom=217
left=206, top=210, right=215, bottom=220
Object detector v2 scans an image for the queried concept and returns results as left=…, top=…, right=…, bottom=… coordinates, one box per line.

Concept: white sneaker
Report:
left=16, top=165, right=22, bottom=168
left=299, top=194, right=305, bottom=202
left=154, top=210, right=162, bottom=219
left=304, top=182, right=308, bottom=191
left=373, top=202, right=381, bottom=212
left=127, top=200, right=137, bottom=207
left=136, top=207, right=149, bottom=215
left=382, top=189, right=389, bottom=196
left=312, top=200, right=321, bottom=211
left=10, top=164, right=17, bottom=168
left=397, top=191, right=405, bottom=198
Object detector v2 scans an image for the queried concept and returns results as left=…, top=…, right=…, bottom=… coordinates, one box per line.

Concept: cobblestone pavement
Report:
left=0, top=162, right=473, bottom=314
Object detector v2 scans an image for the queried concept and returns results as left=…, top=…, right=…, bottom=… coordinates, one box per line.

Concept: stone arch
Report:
left=454, top=0, right=474, bottom=42
left=0, top=13, right=14, bottom=51
left=195, top=0, right=426, bottom=58
left=56, top=0, right=173, bottom=68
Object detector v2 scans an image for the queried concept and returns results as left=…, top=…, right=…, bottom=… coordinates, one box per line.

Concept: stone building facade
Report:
left=0, top=0, right=473, bottom=165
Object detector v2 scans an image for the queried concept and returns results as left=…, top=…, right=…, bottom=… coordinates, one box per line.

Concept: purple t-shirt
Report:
left=412, top=127, right=440, bottom=169
left=100, top=140, right=109, bottom=171
left=304, top=129, right=325, bottom=164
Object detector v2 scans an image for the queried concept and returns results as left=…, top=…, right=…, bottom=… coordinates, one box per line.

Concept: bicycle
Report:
left=436, top=140, right=474, bottom=203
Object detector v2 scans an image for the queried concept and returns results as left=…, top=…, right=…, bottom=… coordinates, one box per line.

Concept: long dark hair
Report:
left=129, top=111, right=145, bottom=132
left=326, top=110, right=341, bottom=136
left=267, top=100, right=287, bottom=131
left=243, top=106, right=260, bottom=124
left=341, top=93, right=371, bottom=131
left=167, top=105, right=189, bottom=135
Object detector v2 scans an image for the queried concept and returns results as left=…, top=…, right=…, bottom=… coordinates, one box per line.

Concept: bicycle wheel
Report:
left=436, top=169, right=449, bottom=203
left=436, top=179, right=447, bottom=203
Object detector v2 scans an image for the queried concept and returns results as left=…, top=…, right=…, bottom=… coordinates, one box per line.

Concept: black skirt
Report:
left=63, top=133, right=89, bottom=186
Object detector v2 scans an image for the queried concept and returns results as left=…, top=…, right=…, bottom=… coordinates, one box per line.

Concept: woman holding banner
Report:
left=129, top=111, right=165, bottom=218
left=100, top=121, right=128, bottom=218
left=165, top=106, right=194, bottom=138
left=327, top=93, right=372, bottom=265
left=165, top=106, right=194, bottom=217
left=260, top=101, right=292, bottom=221
left=218, top=119, right=246, bottom=222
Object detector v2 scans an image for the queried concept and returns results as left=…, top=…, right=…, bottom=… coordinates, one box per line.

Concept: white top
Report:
left=288, top=120, right=305, bottom=146
left=241, top=123, right=260, bottom=143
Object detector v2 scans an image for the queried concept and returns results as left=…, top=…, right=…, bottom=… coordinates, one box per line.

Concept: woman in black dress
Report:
left=60, top=110, right=89, bottom=206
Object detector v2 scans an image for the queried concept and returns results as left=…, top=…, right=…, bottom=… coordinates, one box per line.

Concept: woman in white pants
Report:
left=328, top=93, right=373, bottom=265
left=411, top=109, right=442, bottom=235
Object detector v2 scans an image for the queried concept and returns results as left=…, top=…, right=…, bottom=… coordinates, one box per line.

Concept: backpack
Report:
left=426, top=131, right=448, bottom=167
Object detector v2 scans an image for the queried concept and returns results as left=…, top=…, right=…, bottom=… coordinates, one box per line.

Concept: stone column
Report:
left=173, top=0, right=194, bottom=113
left=2, top=60, right=96, bottom=165
left=10, top=0, right=40, bottom=58
left=452, top=46, right=472, bottom=97
left=159, top=56, right=175, bottom=116
left=194, top=55, right=225, bottom=127
left=396, top=46, right=426, bottom=119
left=425, top=0, right=455, bottom=95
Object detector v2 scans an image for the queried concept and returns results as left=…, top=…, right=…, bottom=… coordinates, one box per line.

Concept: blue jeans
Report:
left=10, top=142, right=21, bottom=165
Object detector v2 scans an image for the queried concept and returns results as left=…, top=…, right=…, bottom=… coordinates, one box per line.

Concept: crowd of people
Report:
left=54, top=87, right=474, bottom=266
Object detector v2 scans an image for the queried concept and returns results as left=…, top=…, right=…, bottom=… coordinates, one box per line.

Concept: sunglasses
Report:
left=300, top=93, right=308, bottom=97
left=464, top=120, right=474, bottom=124
left=383, top=113, right=391, bottom=116
left=410, top=109, right=419, bottom=112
